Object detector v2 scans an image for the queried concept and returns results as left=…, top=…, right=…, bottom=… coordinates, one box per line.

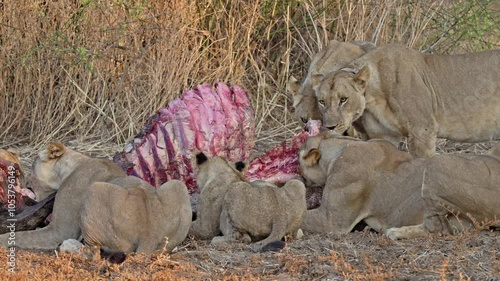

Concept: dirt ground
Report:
left=1, top=138, right=499, bottom=280
left=1, top=229, right=499, bottom=280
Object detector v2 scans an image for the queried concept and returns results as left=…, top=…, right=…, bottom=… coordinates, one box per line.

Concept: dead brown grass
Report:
left=1, top=0, right=498, bottom=154
left=1, top=230, right=498, bottom=280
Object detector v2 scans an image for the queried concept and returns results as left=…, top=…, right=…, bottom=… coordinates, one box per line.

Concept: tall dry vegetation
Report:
left=0, top=0, right=498, bottom=149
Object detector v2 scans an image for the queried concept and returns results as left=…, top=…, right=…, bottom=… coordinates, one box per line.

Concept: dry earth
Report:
left=0, top=229, right=499, bottom=280
left=1, top=137, right=499, bottom=280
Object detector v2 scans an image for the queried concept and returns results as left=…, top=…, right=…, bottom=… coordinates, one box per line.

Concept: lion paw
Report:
left=385, top=228, right=403, bottom=240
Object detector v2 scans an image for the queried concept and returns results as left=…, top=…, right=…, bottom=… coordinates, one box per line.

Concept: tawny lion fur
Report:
left=0, top=142, right=191, bottom=254
left=312, top=44, right=500, bottom=157
left=386, top=143, right=500, bottom=240
left=191, top=153, right=306, bottom=251
left=0, top=148, right=22, bottom=167
left=188, top=154, right=248, bottom=240
left=288, top=40, right=376, bottom=125
left=298, top=132, right=425, bottom=234
left=0, top=148, right=24, bottom=187
left=213, top=179, right=306, bottom=251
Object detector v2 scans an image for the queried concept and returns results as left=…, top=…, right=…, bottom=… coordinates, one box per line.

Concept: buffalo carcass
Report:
left=114, top=83, right=321, bottom=210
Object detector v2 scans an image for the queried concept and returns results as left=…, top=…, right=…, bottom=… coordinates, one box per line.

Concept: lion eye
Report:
left=300, top=117, right=308, bottom=124
left=318, top=100, right=325, bottom=106
left=340, top=97, right=348, bottom=104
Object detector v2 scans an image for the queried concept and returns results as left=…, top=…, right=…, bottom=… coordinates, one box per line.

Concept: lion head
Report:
left=287, top=40, right=376, bottom=127
left=312, top=66, right=370, bottom=134
left=194, top=152, right=247, bottom=191
left=31, top=142, right=89, bottom=200
left=288, top=76, right=323, bottom=126
left=298, top=132, right=333, bottom=186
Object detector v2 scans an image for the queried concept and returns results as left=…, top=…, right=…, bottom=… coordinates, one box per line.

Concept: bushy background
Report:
left=1, top=0, right=498, bottom=149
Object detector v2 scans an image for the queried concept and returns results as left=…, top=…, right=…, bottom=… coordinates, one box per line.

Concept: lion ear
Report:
left=235, top=161, right=246, bottom=172
left=292, top=92, right=306, bottom=108
left=310, top=74, right=325, bottom=92
left=6, top=148, right=19, bottom=157
left=354, top=66, right=370, bottom=86
left=195, top=152, right=208, bottom=166
left=302, top=148, right=321, bottom=166
left=287, top=76, right=301, bottom=97
left=47, top=142, right=66, bottom=159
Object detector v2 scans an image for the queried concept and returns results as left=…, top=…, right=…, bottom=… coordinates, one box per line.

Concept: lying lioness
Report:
left=386, top=143, right=500, bottom=239
left=191, top=152, right=307, bottom=251
left=0, top=142, right=192, bottom=254
left=298, top=132, right=425, bottom=234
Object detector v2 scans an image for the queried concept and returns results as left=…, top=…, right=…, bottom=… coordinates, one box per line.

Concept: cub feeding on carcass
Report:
left=191, top=152, right=307, bottom=251
left=298, top=132, right=425, bottom=234
left=0, top=142, right=191, bottom=254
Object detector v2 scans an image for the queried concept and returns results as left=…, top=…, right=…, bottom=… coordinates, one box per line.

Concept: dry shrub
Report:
left=0, top=0, right=497, bottom=151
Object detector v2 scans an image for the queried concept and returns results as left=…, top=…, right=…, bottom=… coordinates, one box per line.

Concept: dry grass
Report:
left=1, top=0, right=498, bottom=154
left=1, top=230, right=498, bottom=280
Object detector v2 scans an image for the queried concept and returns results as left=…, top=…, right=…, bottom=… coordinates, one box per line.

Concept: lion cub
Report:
left=0, top=142, right=192, bottom=254
left=191, top=152, right=307, bottom=251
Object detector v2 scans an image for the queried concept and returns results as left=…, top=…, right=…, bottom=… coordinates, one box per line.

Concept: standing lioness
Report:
left=312, top=44, right=500, bottom=157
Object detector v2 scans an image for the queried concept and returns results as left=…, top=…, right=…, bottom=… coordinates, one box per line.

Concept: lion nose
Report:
left=326, top=125, right=336, bottom=130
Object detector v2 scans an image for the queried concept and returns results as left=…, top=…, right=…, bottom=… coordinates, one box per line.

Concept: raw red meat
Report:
left=114, top=82, right=321, bottom=208
left=113, top=83, right=256, bottom=194
left=0, top=158, right=24, bottom=210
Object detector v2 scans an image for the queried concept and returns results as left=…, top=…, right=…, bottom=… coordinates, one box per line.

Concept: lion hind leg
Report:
left=211, top=208, right=250, bottom=246
left=301, top=207, right=331, bottom=234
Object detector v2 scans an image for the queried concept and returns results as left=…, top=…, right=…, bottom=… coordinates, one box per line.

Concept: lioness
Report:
left=288, top=40, right=376, bottom=126
left=298, top=132, right=425, bottom=234
left=0, top=142, right=192, bottom=254
left=312, top=44, right=500, bottom=157
left=386, top=144, right=500, bottom=240
left=213, top=179, right=306, bottom=252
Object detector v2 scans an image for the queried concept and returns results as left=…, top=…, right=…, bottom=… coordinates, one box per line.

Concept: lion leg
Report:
left=211, top=208, right=251, bottom=246
left=189, top=196, right=224, bottom=240
left=407, top=122, right=438, bottom=158
left=0, top=189, right=82, bottom=250
left=0, top=223, right=79, bottom=250
left=301, top=206, right=332, bottom=234
left=302, top=180, right=367, bottom=234
left=386, top=223, right=428, bottom=240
